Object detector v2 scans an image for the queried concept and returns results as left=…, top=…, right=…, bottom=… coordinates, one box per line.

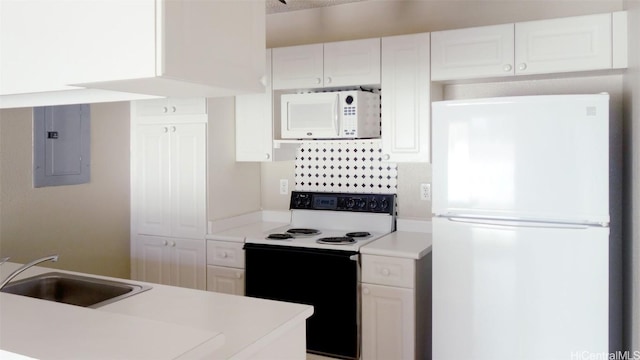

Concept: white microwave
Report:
left=281, top=90, right=380, bottom=139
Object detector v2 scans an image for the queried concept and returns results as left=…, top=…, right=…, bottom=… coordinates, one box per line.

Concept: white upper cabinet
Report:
left=323, top=39, right=381, bottom=87
left=432, top=12, right=626, bottom=81
left=515, top=13, right=611, bottom=75
left=381, top=33, right=431, bottom=163
left=236, top=50, right=297, bottom=162
left=272, top=38, right=381, bottom=90
left=272, top=44, right=324, bottom=90
left=431, top=24, right=515, bottom=81
left=0, top=0, right=265, bottom=108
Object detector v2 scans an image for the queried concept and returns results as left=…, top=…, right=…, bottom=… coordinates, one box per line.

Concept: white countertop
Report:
left=207, top=219, right=433, bottom=260
left=361, top=231, right=433, bottom=259
left=0, top=263, right=313, bottom=360
left=207, top=221, right=287, bottom=243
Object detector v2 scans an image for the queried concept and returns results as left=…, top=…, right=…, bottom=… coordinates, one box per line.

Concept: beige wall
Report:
left=0, top=102, right=131, bottom=278
left=207, top=97, right=262, bottom=221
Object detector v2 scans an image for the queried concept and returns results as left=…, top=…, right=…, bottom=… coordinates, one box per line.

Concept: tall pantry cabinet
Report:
left=130, top=98, right=207, bottom=290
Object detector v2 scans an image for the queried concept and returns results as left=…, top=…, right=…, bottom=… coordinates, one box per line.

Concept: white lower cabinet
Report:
left=134, top=235, right=206, bottom=290
left=362, top=284, right=415, bottom=359
left=206, top=240, right=245, bottom=296
left=361, top=253, right=431, bottom=360
left=207, top=265, right=245, bottom=296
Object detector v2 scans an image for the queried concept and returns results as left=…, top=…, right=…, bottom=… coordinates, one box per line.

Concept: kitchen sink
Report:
left=0, top=272, right=151, bottom=308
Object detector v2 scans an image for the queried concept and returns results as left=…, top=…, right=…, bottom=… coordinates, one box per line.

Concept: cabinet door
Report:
left=324, top=38, right=381, bottom=87
left=134, top=235, right=172, bottom=285
left=431, top=24, right=515, bottom=81
left=272, top=44, right=323, bottom=90
left=170, top=123, right=207, bottom=239
left=381, top=33, right=431, bottom=162
left=515, top=13, right=612, bottom=75
left=171, top=238, right=206, bottom=290
left=206, top=265, right=245, bottom=295
left=236, top=50, right=275, bottom=161
left=362, top=283, right=415, bottom=360
left=135, top=124, right=172, bottom=236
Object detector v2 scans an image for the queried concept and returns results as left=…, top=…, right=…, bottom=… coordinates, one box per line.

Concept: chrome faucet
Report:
left=0, top=255, right=59, bottom=290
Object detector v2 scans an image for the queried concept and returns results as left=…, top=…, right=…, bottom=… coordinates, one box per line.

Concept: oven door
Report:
left=244, top=243, right=359, bottom=360
left=281, top=92, right=341, bottom=139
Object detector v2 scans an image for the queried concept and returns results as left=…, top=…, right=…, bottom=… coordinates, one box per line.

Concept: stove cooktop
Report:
left=248, top=224, right=386, bottom=251
left=246, top=191, right=396, bottom=251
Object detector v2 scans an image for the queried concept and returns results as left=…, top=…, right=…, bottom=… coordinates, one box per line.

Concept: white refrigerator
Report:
left=432, top=94, right=610, bottom=360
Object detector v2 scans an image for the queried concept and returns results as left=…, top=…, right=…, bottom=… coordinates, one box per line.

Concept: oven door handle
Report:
left=349, top=254, right=360, bottom=263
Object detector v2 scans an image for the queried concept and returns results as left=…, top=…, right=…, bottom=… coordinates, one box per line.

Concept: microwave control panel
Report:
left=340, top=91, right=380, bottom=138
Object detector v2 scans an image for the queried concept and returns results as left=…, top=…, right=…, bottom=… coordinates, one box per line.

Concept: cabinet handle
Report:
left=381, top=268, right=390, bottom=276
left=518, top=63, right=527, bottom=71
left=163, top=127, right=169, bottom=133
left=236, top=272, right=242, bottom=279
left=503, top=64, right=513, bottom=72
left=171, top=126, right=177, bottom=133
left=382, top=154, right=390, bottom=161
left=315, top=78, right=322, bottom=84
left=221, top=251, right=228, bottom=258
left=259, top=75, right=267, bottom=87
left=162, top=106, right=169, bottom=113
left=325, top=77, right=332, bottom=84
left=163, top=240, right=168, bottom=246
left=170, top=241, right=176, bottom=247
left=265, top=153, right=271, bottom=160
left=363, top=287, right=370, bottom=295
left=171, top=106, right=177, bottom=113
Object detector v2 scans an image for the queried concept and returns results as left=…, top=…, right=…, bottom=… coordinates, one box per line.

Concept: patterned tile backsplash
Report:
left=294, top=140, right=398, bottom=194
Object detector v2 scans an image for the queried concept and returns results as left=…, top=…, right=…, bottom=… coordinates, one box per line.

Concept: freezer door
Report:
left=432, top=217, right=608, bottom=360
left=432, top=94, right=609, bottom=224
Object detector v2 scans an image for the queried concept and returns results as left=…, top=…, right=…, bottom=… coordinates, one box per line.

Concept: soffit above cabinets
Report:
left=0, top=0, right=265, bottom=109
left=266, top=0, right=367, bottom=14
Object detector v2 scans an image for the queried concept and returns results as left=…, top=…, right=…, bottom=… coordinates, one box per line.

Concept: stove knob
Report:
left=369, top=199, right=378, bottom=210
left=380, top=199, right=389, bottom=210
left=346, top=199, right=356, bottom=208
left=304, top=197, right=312, bottom=207
left=358, top=199, right=366, bottom=209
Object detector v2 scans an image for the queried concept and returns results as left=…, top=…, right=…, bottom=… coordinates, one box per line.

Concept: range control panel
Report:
left=290, top=191, right=395, bottom=215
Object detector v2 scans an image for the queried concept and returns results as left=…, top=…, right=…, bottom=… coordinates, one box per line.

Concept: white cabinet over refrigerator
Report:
left=431, top=94, right=612, bottom=359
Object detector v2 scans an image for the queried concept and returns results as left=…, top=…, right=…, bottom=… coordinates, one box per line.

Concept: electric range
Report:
left=243, top=191, right=396, bottom=359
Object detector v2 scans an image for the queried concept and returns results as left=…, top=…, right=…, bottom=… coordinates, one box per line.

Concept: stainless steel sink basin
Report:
left=0, top=272, right=151, bottom=308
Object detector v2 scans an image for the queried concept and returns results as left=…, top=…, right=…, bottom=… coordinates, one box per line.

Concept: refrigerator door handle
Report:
left=442, top=216, right=597, bottom=230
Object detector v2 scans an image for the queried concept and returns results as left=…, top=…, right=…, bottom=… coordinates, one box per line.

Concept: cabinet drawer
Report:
left=207, top=240, right=245, bottom=268
left=362, top=254, right=415, bottom=288
left=135, top=98, right=207, bottom=116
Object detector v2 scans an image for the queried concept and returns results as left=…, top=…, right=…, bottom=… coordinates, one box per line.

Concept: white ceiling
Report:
left=266, top=0, right=367, bottom=14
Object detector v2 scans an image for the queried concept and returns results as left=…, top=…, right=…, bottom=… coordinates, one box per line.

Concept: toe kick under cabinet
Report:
left=361, top=253, right=432, bottom=360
